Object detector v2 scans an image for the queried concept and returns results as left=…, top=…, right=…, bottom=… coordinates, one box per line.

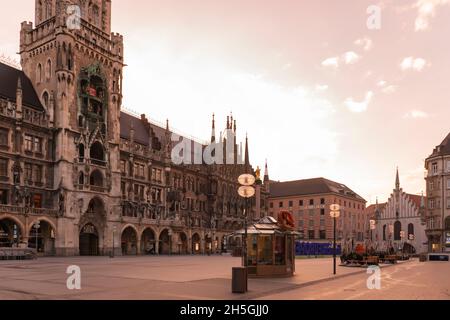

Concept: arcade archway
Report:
left=159, top=229, right=171, bottom=255
left=79, top=223, right=99, bottom=256
left=121, top=226, right=138, bottom=255
left=28, top=220, right=55, bottom=255
left=0, top=218, right=23, bottom=248
left=178, top=232, right=188, bottom=255
left=79, top=197, right=106, bottom=256
left=192, top=233, right=201, bottom=254
left=141, top=228, right=156, bottom=255
left=205, top=235, right=212, bottom=253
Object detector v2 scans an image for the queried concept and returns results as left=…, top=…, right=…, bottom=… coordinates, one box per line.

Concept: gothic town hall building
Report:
left=0, top=0, right=268, bottom=256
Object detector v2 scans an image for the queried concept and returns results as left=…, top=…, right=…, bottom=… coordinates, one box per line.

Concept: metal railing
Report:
left=0, top=204, right=58, bottom=217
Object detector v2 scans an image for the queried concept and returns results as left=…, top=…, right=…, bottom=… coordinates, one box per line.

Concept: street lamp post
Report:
left=369, top=219, right=376, bottom=253
left=237, top=174, right=256, bottom=292
left=111, top=225, right=117, bottom=258
left=330, top=204, right=341, bottom=275
left=168, top=229, right=173, bottom=256
left=33, top=221, right=40, bottom=254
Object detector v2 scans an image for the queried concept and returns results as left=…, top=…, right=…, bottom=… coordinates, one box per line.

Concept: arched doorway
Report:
left=141, top=228, right=156, bottom=255
left=394, top=221, right=402, bottom=241
left=79, top=223, right=99, bottom=256
left=0, top=218, right=23, bottom=248
left=178, top=232, right=188, bottom=255
left=28, top=220, right=56, bottom=255
left=79, top=197, right=106, bottom=256
left=192, top=233, right=201, bottom=254
left=121, top=226, right=138, bottom=255
left=205, top=235, right=212, bottom=253
left=159, top=229, right=171, bottom=255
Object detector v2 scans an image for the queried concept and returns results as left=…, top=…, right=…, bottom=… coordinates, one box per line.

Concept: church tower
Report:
left=19, top=0, right=124, bottom=255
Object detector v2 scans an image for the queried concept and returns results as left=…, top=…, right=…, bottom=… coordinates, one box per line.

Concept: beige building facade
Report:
left=268, top=178, right=367, bottom=250
left=424, top=132, right=450, bottom=253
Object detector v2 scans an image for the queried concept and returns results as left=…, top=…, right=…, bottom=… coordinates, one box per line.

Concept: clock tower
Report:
left=19, top=0, right=124, bottom=255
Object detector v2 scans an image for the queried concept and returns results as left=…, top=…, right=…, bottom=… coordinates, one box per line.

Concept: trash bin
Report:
left=232, top=267, right=248, bottom=293
left=419, top=254, right=427, bottom=262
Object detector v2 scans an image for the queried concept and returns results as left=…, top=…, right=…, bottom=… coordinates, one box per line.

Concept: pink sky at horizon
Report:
left=2, top=0, right=450, bottom=204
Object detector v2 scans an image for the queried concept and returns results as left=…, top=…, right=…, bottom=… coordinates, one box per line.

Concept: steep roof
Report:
left=120, top=111, right=152, bottom=146
left=366, top=203, right=387, bottom=219
left=405, top=193, right=423, bottom=209
left=0, top=62, right=43, bottom=110
left=269, top=177, right=366, bottom=202
left=428, top=132, right=450, bottom=158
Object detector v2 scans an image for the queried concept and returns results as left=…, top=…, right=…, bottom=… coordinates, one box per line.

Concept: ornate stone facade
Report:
left=0, top=0, right=269, bottom=256
left=424, top=132, right=450, bottom=253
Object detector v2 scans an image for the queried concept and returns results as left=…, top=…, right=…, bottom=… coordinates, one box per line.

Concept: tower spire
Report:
left=211, top=113, right=216, bottom=143
left=264, top=159, right=269, bottom=182
left=395, top=167, right=400, bottom=190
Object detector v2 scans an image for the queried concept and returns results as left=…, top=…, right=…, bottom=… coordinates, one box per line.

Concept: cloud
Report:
left=321, top=57, right=339, bottom=68
left=413, top=0, right=450, bottom=31
left=315, top=84, right=329, bottom=92
left=354, top=37, right=373, bottom=51
left=400, top=57, right=428, bottom=71
left=344, top=91, right=374, bottom=113
left=377, top=80, right=397, bottom=94
left=321, top=51, right=361, bottom=69
left=282, top=63, right=292, bottom=70
left=377, top=80, right=387, bottom=87
left=382, top=85, right=397, bottom=94
left=403, top=110, right=429, bottom=118
left=343, top=51, right=360, bottom=65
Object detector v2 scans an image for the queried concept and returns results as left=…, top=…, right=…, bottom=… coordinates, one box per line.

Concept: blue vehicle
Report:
left=296, top=241, right=342, bottom=256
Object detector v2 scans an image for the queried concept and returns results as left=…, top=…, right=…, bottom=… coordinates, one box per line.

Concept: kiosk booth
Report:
left=233, top=215, right=299, bottom=278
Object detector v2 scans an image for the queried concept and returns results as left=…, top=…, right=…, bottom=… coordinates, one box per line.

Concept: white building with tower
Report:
left=372, top=169, right=427, bottom=254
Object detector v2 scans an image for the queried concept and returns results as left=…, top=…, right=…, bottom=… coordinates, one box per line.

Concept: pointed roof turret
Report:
left=395, top=167, right=400, bottom=190
left=211, top=113, right=216, bottom=143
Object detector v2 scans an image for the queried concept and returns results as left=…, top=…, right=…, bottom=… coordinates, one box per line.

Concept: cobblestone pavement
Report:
left=0, top=256, right=446, bottom=300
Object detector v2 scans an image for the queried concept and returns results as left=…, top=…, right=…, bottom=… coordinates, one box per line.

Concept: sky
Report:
left=1, top=0, right=450, bottom=204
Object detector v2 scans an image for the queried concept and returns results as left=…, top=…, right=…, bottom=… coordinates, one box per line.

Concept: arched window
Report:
left=89, top=170, right=103, bottom=187
left=394, top=221, right=402, bottom=241
left=46, top=59, right=52, bottom=80
left=90, top=141, right=104, bottom=162
left=42, top=91, right=49, bottom=108
left=383, top=225, right=386, bottom=241
left=37, top=64, right=42, bottom=83
left=78, top=172, right=84, bottom=185
left=78, top=144, right=85, bottom=161
left=408, top=223, right=414, bottom=237
left=78, top=115, right=84, bottom=128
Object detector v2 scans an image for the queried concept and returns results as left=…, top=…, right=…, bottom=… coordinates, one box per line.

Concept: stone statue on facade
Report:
left=58, top=190, right=66, bottom=217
